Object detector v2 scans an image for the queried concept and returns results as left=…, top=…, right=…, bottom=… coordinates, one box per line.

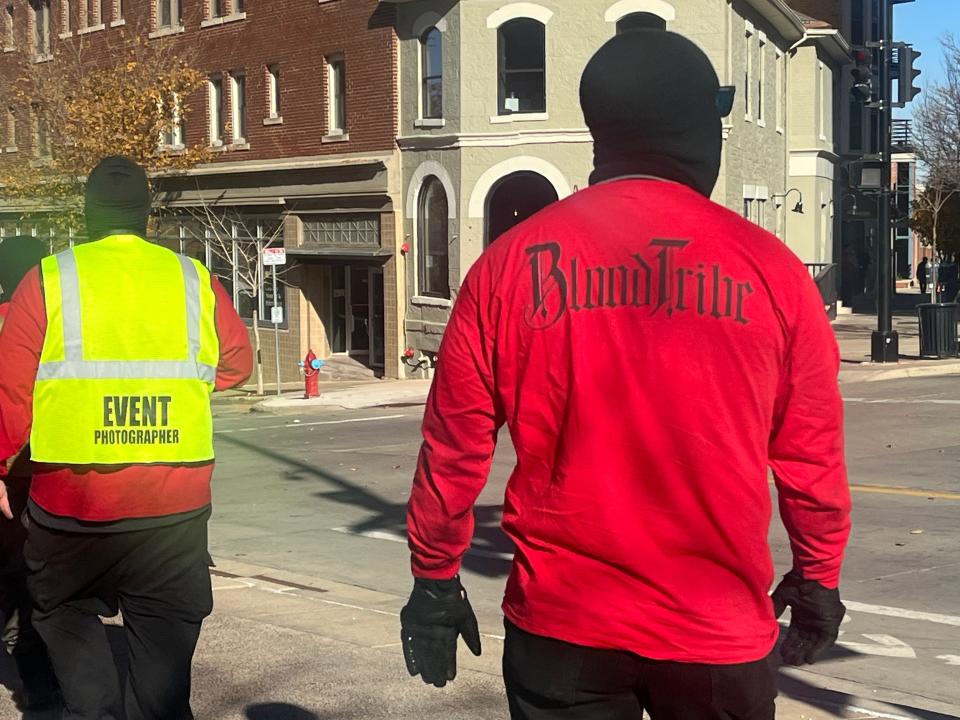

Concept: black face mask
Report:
left=580, top=31, right=723, bottom=197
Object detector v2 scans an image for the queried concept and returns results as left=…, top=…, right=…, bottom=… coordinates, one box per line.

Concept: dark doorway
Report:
left=486, top=172, right=559, bottom=245
left=616, top=12, right=667, bottom=33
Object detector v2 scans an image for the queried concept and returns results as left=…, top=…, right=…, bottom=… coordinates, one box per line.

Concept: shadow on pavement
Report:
left=245, top=703, right=321, bottom=720
left=219, top=434, right=515, bottom=578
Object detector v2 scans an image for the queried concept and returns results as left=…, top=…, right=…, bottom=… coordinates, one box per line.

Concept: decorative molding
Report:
left=322, top=133, right=350, bottom=144
left=604, top=0, right=675, bottom=23
left=489, top=112, right=548, bottom=124
left=486, top=3, right=553, bottom=29
left=468, top=156, right=571, bottom=219
left=200, top=12, right=246, bottom=29
left=412, top=295, right=453, bottom=309
left=406, top=161, right=457, bottom=220
left=398, top=128, right=592, bottom=152
left=148, top=25, right=185, bottom=39
left=414, top=118, right=446, bottom=129
left=412, top=10, right=447, bottom=38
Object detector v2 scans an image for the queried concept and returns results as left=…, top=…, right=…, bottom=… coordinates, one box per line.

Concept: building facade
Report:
left=0, top=0, right=404, bottom=382
left=390, top=0, right=847, bottom=369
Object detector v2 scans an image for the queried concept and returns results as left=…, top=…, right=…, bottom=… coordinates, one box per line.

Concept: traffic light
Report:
left=895, top=43, right=922, bottom=107
left=851, top=48, right=873, bottom=103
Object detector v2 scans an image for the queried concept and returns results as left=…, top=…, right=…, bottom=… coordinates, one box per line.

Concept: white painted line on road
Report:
left=836, top=632, right=916, bottom=659
left=331, top=526, right=514, bottom=561
left=936, top=655, right=960, bottom=666
left=844, top=600, right=960, bottom=628
left=215, top=414, right=408, bottom=434
left=846, top=397, right=960, bottom=406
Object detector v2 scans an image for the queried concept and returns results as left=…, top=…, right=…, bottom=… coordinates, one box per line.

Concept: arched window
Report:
left=418, top=177, right=449, bottom=299
left=420, top=27, right=443, bottom=120
left=616, top=11, right=667, bottom=33
left=497, top=19, right=546, bottom=115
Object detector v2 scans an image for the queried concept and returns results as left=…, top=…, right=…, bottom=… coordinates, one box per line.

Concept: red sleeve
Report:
left=407, top=274, right=505, bottom=579
left=769, top=274, right=851, bottom=589
left=212, top=276, right=253, bottom=392
left=0, top=269, right=47, bottom=476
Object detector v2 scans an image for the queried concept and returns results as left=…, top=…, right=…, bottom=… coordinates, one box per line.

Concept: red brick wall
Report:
left=0, top=0, right=398, bottom=160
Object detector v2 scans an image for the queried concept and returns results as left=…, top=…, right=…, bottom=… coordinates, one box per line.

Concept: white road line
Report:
left=215, top=414, right=408, bottom=434
left=844, top=600, right=960, bottom=628
left=845, top=397, right=960, bottom=406
left=936, top=655, right=960, bottom=666
left=836, top=633, right=916, bottom=658
left=331, top=527, right=514, bottom=561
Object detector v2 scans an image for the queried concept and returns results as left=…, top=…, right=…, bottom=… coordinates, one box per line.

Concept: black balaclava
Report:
left=84, top=156, right=151, bottom=241
left=580, top=30, right=723, bottom=197
left=0, top=235, right=47, bottom=303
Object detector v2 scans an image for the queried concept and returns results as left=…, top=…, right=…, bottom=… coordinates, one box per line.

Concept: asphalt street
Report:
left=203, top=375, right=960, bottom=719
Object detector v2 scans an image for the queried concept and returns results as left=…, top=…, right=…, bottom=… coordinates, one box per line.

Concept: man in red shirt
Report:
left=0, top=158, right=253, bottom=719
left=400, top=32, right=850, bottom=719
left=0, top=235, right=60, bottom=712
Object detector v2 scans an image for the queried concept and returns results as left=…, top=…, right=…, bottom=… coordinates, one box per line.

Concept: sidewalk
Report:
left=0, top=559, right=931, bottom=720
left=254, top=379, right=432, bottom=412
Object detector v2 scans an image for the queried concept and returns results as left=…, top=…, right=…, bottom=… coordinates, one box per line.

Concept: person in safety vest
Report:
left=400, top=32, right=850, bottom=720
left=0, top=235, right=61, bottom=712
left=0, top=157, right=253, bottom=720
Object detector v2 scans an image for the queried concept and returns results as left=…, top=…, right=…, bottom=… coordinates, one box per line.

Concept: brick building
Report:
left=0, top=0, right=404, bottom=382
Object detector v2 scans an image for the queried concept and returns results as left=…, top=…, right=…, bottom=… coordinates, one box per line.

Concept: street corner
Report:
left=253, top=380, right=432, bottom=413
left=838, top=360, right=960, bottom=383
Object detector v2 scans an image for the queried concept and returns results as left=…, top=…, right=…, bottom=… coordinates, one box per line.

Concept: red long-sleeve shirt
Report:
left=408, top=177, right=850, bottom=664
left=0, top=266, right=253, bottom=523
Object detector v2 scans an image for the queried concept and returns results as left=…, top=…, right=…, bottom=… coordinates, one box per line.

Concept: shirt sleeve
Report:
left=212, top=276, right=254, bottom=392
left=769, top=275, right=851, bottom=589
left=0, top=269, right=46, bottom=477
left=407, top=274, right=505, bottom=579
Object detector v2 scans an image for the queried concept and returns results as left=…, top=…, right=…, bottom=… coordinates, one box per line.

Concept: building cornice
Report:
left=398, top=128, right=592, bottom=151
left=741, top=0, right=806, bottom=43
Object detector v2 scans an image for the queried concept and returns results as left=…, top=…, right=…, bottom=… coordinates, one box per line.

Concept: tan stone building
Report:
left=387, top=0, right=851, bottom=370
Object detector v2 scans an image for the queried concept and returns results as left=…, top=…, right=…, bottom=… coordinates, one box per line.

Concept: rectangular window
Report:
left=4, top=106, right=15, bottom=149
left=209, top=76, right=224, bottom=145
left=420, top=28, right=443, bottom=119
left=60, top=0, right=69, bottom=33
left=497, top=19, right=546, bottom=115
left=161, top=95, right=183, bottom=147
left=33, top=105, right=50, bottom=158
left=230, top=72, right=246, bottom=143
left=114, top=0, right=122, bottom=22
left=775, top=50, right=784, bottom=132
left=267, top=65, right=281, bottom=119
left=743, top=199, right=751, bottom=218
left=83, top=0, right=101, bottom=27
left=235, top=0, right=243, bottom=12
left=327, top=56, right=346, bottom=135
left=757, top=34, right=766, bottom=125
left=31, top=0, right=50, bottom=57
left=210, top=0, right=225, bottom=18
left=157, top=0, right=179, bottom=29
left=744, top=24, right=753, bottom=120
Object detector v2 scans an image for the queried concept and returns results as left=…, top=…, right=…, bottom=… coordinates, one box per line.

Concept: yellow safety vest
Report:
left=30, top=235, right=220, bottom=465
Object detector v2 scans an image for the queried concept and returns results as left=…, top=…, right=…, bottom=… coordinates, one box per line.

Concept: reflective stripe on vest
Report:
left=30, top=236, right=220, bottom=466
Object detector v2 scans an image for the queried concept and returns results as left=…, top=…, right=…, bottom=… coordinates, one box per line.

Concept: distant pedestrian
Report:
left=0, top=236, right=61, bottom=713
left=400, top=31, right=850, bottom=720
left=917, top=257, right=929, bottom=295
left=0, top=157, right=254, bottom=720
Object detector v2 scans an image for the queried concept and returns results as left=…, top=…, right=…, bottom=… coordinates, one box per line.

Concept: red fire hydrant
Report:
left=300, top=350, right=323, bottom=399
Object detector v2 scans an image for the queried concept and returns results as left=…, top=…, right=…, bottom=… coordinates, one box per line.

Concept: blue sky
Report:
left=893, top=0, right=959, bottom=118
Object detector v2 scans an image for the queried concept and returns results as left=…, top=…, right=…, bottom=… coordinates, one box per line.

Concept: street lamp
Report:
left=774, top=188, right=805, bottom=214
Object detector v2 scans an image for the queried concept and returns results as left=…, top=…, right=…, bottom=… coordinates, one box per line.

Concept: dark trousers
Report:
left=0, top=482, right=58, bottom=705
left=503, top=621, right=776, bottom=720
left=24, top=511, right=214, bottom=720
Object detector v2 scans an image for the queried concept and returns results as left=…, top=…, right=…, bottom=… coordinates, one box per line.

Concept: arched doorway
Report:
left=486, top=172, right=559, bottom=245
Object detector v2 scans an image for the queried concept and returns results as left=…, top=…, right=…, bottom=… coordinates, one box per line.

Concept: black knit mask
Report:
left=580, top=31, right=723, bottom=197
left=84, top=156, right=151, bottom=241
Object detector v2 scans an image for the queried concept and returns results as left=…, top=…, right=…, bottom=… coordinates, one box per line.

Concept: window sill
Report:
left=415, top=118, right=445, bottom=129
left=160, top=144, right=186, bottom=155
left=744, top=114, right=753, bottom=123
left=201, top=12, right=246, bottom=28
left=263, top=116, right=284, bottom=126
left=30, top=157, right=52, bottom=168
left=77, top=23, right=106, bottom=35
left=490, top=112, right=548, bottom=124
left=110, top=19, right=126, bottom=27
left=209, top=143, right=228, bottom=152
left=412, top=295, right=452, bottom=308
left=776, top=126, right=784, bottom=135
left=58, top=32, right=73, bottom=40
left=756, top=118, right=766, bottom=128
left=3, top=146, right=18, bottom=154
left=31, top=53, right=54, bottom=64
left=229, top=141, right=251, bottom=150
left=2, top=46, right=14, bottom=53
left=322, top=132, right=349, bottom=144
left=149, top=25, right=185, bottom=39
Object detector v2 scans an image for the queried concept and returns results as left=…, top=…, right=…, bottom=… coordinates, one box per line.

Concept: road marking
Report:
left=845, top=600, right=960, bottom=628
left=768, top=479, right=960, bottom=501
left=846, top=397, right=960, bottom=406
left=936, top=655, right=960, bottom=666
left=331, top=527, right=514, bottom=561
left=215, top=414, right=408, bottom=434
left=836, top=632, right=916, bottom=658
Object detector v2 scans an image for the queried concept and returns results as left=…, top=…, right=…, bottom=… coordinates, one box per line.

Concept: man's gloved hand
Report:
left=401, top=576, right=481, bottom=687
left=771, top=570, right=846, bottom=666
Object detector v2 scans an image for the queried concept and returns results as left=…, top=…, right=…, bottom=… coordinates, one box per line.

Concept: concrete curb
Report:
left=253, top=380, right=432, bottom=412
left=839, top=361, right=960, bottom=383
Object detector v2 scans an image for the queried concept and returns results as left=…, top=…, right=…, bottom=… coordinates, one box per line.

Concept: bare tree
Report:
left=912, top=34, right=960, bottom=301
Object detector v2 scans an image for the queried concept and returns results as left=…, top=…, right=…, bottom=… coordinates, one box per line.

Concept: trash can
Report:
left=917, top=303, right=958, bottom=359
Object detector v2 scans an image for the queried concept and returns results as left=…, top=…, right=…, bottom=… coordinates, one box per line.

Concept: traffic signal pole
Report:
left=871, top=0, right=899, bottom=362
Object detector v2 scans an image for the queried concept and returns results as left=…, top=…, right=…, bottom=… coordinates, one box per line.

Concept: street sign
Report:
left=271, top=306, right=284, bottom=324
left=263, top=247, right=287, bottom=266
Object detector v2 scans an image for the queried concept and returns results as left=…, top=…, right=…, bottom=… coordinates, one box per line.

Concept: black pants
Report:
left=0, top=482, right=58, bottom=705
left=503, top=621, right=776, bottom=720
left=24, top=511, right=214, bottom=720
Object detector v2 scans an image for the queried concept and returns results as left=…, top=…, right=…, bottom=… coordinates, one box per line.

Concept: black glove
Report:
left=771, top=570, right=846, bottom=666
left=400, top=576, right=481, bottom=687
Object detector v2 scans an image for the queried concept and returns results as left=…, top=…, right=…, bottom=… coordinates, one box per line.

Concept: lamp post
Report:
left=870, top=0, right=899, bottom=363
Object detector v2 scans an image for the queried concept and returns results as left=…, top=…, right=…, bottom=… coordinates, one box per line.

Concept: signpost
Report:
left=262, top=247, right=287, bottom=396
